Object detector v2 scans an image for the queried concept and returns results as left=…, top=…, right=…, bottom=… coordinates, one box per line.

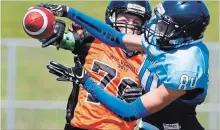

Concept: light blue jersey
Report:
left=66, top=5, right=210, bottom=128
left=139, top=36, right=209, bottom=105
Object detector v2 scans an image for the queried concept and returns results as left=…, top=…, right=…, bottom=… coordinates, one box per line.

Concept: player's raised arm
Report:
left=36, top=19, right=93, bottom=55
left=36, top=4, right=144, bottom=51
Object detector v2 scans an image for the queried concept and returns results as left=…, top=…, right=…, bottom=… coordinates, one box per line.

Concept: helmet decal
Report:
left=127, top=3, right=145, bottom=15
left=156, top=3, right=165, bottom=15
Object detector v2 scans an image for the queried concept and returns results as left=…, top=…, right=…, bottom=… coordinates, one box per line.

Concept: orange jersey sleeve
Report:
left=71, top=38, right=144, bottom=130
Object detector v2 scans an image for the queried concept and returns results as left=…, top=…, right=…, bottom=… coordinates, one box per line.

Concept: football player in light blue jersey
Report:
left=40, top=1, right=210, bottom=129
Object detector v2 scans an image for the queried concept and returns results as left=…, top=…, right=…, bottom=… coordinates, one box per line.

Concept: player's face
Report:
left=115, top=13, right=142, bottom=35
left=148, top=15, right=175, bottom=38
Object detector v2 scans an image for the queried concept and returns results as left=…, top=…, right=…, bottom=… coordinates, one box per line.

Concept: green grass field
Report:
left=1, top=1, right=219, bottom=129
left=1, top=1, right=219, bottom=41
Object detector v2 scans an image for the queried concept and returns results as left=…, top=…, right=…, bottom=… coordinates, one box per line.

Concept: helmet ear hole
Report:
left=183, top=17, right=209, bottom=40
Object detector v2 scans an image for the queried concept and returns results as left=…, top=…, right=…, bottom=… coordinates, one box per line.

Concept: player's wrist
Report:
left=59, top=31, right=76, bottom=51
left=60, top=5, right=69, bottom=17
left=74, top=67, right=90, bottom=85
left=83, top=77, right=99, bottom=92
left=80, top=72, right=90, bottom=85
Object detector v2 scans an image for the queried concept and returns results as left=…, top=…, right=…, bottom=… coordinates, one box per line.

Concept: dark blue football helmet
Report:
left=144, top=1, right=210, bottom=50
left=105, top=1, right=152, bottom=35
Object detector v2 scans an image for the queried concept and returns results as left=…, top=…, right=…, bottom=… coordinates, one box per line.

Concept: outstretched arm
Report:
left=66, top=7, right=143, bottom=51
left=47, top=61, right=148, bottom=122
left=37, top=4, right=144, bottom=51
left=40, top=19, right=93, bottom=53
left=83, top=77, right=186, bottom=122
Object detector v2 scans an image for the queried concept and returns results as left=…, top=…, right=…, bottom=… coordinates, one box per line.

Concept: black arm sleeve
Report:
left=72, top=29, right=94, bottom=65
left=65, top=29, right=94, bottom=127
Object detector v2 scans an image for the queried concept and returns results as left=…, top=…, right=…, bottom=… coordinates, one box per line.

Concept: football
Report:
left=22, top=7, right=55, bottom=40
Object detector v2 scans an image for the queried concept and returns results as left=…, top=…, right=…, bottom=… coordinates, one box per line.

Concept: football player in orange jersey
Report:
left=40, top=1, right=153, bottom=130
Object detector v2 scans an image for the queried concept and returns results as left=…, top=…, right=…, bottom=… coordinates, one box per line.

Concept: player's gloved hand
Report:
left=46, top=61, right=75, bottom=82
left=36, top=3, right=68, bottom=17
left=68, top=22, right=83, bottom=34
left=68, top=21, right=92, bottom=43
left=46, top=55, right=89, bottom=85
left=41, top=19, right=66, bottom=49
left=72, top=55, right=90, bottom=85
left=122, top=87, right=145, bottom=103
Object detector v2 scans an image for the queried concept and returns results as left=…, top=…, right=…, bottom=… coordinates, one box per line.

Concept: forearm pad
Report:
left=58, top=31, right=80, bottom=51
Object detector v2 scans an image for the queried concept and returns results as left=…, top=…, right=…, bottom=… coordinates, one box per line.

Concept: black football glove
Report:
left=47, top=55, right=89, bottom=85
left=68, top=22, right=83, bottom=33
left=71, top=55, right=90, bottom=85
left=37, top=3, right=68, bottom=17
left=122, top=87, right=145, bottom=103
left=46, top=61, right=75, bottom=82
left=41, top=19, right=66, bottom=49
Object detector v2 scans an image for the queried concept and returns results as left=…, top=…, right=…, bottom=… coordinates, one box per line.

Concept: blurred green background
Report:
left=1, top=1, right=219, bottom=129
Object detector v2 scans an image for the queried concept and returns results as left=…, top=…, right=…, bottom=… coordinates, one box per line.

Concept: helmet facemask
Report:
left=105, top=1, right=152, bottom=57
left=106, top=2, right=152, bottom=35
left=143, top=3, right=194, bottom=50
left=144, top=13, right=184, bottom=50
left=110, top=9, right=143, bottom=35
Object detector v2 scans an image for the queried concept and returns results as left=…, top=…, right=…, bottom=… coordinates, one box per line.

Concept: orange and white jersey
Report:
left=71, top=38, right=144, bottom=130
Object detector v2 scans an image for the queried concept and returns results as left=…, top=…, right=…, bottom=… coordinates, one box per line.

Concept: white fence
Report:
left=1, top=38, right=220, bottom=130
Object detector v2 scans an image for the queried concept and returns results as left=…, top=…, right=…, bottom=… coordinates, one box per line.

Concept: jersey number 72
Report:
left=86, top=60, right=139, bottom=104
